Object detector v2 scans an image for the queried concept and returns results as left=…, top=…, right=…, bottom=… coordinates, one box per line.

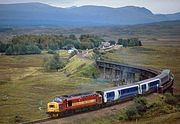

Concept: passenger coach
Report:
left=97, top=84, right=140, bottom=103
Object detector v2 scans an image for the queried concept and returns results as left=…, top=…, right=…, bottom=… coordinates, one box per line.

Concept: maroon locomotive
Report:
left=47, top=92, right=102, bottom=117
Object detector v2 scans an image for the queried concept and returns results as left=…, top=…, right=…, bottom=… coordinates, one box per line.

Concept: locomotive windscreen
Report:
left=53, top=97, right=63, bottom=102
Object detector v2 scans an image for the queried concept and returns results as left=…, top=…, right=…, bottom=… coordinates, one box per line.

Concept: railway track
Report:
left=22, top=60, right=174, bottom=124
left=21, top=99, right=134, bottom=124
left=96, top=59, right=162, bottom=74
left=21, top=118, right=51, bottom=124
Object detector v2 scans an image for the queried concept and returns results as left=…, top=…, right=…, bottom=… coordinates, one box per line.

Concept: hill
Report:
left=0, top=2, right=180, bottom=27
left=0, top=20, right=180, bottom=40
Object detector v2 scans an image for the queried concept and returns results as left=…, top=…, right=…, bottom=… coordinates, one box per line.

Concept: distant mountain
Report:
left=0, top=2, right=180, bottom=27
left=166, top=13, right=180, bottom=20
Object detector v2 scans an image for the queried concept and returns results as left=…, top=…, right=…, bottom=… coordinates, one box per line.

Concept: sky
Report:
left=0, top=0, right=180, bottom=14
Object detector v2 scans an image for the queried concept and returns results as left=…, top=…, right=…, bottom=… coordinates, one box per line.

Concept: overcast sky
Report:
left=1, top=0, right=180, bottom=14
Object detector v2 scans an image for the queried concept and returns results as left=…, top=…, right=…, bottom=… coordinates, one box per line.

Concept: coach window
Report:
left=121, top=90, right=125, bottom=95
left=142, top=85, right=146, bottom=90
left=107, top=92, right=115, bottom=98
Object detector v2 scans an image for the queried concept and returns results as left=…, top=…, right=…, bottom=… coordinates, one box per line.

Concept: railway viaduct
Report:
left=96, top=59, right=174, bottom=93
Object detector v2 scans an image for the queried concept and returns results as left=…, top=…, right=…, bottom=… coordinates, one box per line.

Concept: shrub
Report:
left=117, top=38, right=142, bottom=47
left=125, top=106, right=140, bottom=121
left=43, top=53, right=61, bottom=71
left=13, top=115, right=23, bottom=123
left=134, top=96, right=147, bottom=115
left=69, top=34, right=77, bottom=40
left=108, top=40, right=116, bottom=45
left=93, top=48, right=101, bottom=59
left=164, top=93, right=178, bottom=106
left=48, top=49, right=56, bottom=54
left=144, top=99, right=177, bottom=117
left=78, top=65, right=99, bottom=78
left=0, top=41, right=9, bottom=52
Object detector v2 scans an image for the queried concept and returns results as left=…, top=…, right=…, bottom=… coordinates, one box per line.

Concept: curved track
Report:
left=23, top=60, right=174, bottom=124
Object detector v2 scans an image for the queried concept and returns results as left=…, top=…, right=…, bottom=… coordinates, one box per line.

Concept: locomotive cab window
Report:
left=68, top=101, right=72, bottom=107
left=49, top=105, right=55, bottom=108
left=53, top=97, right=63, bottom=102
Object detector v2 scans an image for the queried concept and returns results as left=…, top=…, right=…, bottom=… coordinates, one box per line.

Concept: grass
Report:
left=63, top=55, right=92, bottom=75
left=0, top=39, right=179, bottom=124
left=0, top=21, right=179, bottom=124
left=0, top=51, right=112, bottom=124
left=59, top=50, right=70, bottom=59
left=63, top=55, right=99, bottom=78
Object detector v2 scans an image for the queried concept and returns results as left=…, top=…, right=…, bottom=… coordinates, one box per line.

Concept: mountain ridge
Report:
left=0, top=2, right=180, bottom=27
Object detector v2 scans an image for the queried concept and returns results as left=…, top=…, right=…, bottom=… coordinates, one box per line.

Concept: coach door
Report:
left=141, top=84, right=147, bottom=93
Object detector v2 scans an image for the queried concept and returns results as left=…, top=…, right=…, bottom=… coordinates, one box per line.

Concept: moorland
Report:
left=0, top=20, right=180, bottom=123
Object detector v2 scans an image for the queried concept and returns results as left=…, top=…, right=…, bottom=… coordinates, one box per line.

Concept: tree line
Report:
left=117, top=38, right=142, bottom=47
left=0, top=34, right=105, bottom=55
left=0, top=34, right=142, bottom=55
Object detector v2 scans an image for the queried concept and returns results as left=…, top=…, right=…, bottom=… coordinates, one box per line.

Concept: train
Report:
left=47, top=69, right=172, bottom=118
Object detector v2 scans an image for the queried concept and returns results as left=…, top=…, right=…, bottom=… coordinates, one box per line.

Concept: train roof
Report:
left=98, top=83, right=139, bottom=92
left=136, top=69, right=170, bottom=85
left=54, top=91, right=97, bottom=100
left=162, top=69, right=170, bottom=73
left=62, top=91, right=95, bottom=98
left=155, top=69, right=170, bottom=78
left=136, top=76, right=159, bottom=84
left=53, top=91, right=97, bottom=101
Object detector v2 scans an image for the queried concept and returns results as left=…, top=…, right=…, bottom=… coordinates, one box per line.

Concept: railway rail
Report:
left=22, top=59, right=174, bottom=124
left=21, top=118, right=51, bottom=124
